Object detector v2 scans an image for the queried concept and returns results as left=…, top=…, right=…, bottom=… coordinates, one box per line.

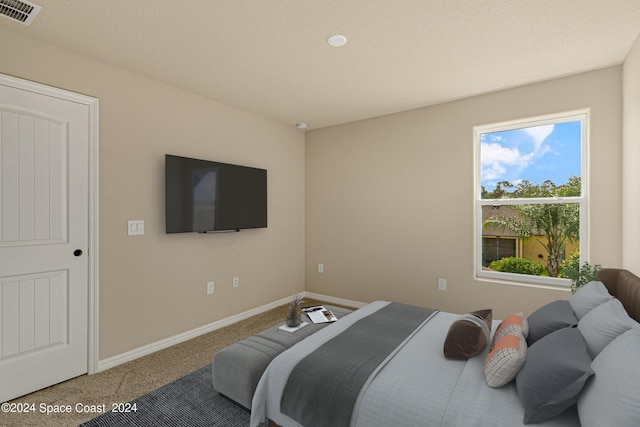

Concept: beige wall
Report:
left=306, top=67, right=622, bottom=319
left=623, top=35, right=640, bottom=273
left=0, top=28, right=306, bottom=359
left=0, top=26, right=629, bottom=361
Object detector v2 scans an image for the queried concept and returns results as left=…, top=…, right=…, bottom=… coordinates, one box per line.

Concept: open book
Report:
left=301, top=306, right=337, bottom=324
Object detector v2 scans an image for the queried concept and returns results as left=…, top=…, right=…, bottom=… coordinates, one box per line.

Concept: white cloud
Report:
left=481, top=142, right=533, bottom=183
left=481, top=124, right=556, bottom=187
left=522, top=124, right=554, bottom=149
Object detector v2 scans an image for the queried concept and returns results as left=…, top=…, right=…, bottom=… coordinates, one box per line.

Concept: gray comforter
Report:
left=281, top=303, right=436, bottom=427
left=250, top=301, right=581, bottom=427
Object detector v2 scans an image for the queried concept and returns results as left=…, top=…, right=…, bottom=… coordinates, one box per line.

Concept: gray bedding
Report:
left=250, top=301, right=581, bottom=427
left=281, top=303, right=437, bottom=427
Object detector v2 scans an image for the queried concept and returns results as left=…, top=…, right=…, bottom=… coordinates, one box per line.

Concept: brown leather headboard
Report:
left=597, top=268, right=640, bottom=322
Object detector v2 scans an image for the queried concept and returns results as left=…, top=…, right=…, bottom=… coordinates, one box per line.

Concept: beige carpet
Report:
left=1, top=298, right=344, bottom=427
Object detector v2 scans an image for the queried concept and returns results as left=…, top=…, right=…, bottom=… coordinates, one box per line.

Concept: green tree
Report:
left=483, top=177, right=581, bottom=277
left=482, top=181, right=514, bottom=199
left=559, top=252, right=602, bottom=293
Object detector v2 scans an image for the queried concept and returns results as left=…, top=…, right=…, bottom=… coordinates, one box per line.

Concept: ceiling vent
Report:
left=0, top=0, right=41, bottom=25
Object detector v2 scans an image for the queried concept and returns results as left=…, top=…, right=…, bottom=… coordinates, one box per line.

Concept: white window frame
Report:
left=473, top=110, right=589, bottom=288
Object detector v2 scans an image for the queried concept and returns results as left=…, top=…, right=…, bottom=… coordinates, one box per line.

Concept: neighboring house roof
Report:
left=483, top=204, right=554, bottom=238
left=482, top=205, right=520, bottom=237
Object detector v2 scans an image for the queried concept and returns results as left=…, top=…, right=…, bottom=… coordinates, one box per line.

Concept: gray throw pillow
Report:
left=578, top=328, right=640, bottom=427
left=516, top=327, right=593, bottom=424
left=569, top=281, right=613, bottom=319
left=577, top=298, right=640, bottom=358
left=527, top=300, right=577, bottom=345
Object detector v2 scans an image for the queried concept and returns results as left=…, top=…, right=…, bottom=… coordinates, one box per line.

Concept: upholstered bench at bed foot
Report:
left=212, top=305, right=352, bottom=409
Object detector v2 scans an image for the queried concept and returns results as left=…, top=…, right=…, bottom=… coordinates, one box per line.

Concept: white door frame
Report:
left=0, top=73, right=100, bottom=375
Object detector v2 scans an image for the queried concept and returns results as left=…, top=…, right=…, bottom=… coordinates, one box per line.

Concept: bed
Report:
left=250, top=268, right=640, bottom=427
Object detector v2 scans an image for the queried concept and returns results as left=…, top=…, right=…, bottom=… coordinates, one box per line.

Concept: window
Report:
left=482, top=236, right=517, bottom=266
left=474, top=111, right=587, bottom=287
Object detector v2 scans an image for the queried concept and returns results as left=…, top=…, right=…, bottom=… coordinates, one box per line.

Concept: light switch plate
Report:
left=128, top=220, right=144, bottom=235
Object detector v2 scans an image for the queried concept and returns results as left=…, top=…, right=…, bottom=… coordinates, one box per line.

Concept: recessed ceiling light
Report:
left=296, top=122, right=308, bottom=129
left=327, top=34, right=347, bottom=47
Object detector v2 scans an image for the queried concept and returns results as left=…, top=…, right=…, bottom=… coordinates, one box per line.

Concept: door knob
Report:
left=74, top=249, right=83, bottom=257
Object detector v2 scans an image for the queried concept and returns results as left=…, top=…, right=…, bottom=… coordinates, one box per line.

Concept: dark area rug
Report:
left=80, top=365, right=250, bottom=426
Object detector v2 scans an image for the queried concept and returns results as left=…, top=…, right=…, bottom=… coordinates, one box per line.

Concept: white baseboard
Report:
left=303, top=291, right=367, bottom=309
left=96, top=291, right=366, bottom=373
left=97, top=295, right=291, bottom=372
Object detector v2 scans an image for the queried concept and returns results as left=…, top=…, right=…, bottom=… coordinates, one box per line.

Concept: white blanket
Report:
left=250, top=301, right=580, bottom=427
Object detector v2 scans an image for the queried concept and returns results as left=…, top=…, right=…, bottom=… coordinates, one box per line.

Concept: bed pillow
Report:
left=577, top=329, right=640, bottom=427
left=484, top=332, right=527, bottom=388
left=569, top=280, right=613, bottom=319
left=443, top=309, right=492, bottom=359
left=515, top=327, right=593, bottom=424
left=577, top=298, right=640, bottom=358
left=527, top=300, right=577, bottom=345
left=493, top=312, right=529, bottom=341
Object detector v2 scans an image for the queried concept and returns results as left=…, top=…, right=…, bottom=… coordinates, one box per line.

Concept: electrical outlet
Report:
left=437, top=278, right=446, bottom=291
left=318, top=263, right=324, bottom=273
left=207, top=281, right=215, bottom=295
left=233, top=276, right=239, bottom=288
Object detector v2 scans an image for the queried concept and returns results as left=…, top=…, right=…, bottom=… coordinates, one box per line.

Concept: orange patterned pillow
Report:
left=484, top=333, right=527, bottom=388
left=494, top=313, right=529, bottom=341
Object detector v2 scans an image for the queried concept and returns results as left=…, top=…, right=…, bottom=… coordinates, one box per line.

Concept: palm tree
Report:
left=483, top=177, right=581, bottom=277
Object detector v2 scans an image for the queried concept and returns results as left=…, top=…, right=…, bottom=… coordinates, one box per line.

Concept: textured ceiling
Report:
left=2, top=0, right=640, bottom=129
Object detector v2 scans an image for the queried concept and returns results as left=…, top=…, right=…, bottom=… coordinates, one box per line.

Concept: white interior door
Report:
left=0, top=77, right=94, bottom=402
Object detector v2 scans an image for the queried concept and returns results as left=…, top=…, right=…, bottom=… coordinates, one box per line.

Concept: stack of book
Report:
left=277, top=321, right=309, bottom=336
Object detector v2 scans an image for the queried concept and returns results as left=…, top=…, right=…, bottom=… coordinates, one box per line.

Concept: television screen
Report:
left=165, top=154, right=267, bottom=233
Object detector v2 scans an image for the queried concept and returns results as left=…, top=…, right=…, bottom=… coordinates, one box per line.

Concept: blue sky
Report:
left=480, top=120, right=581, bottom=192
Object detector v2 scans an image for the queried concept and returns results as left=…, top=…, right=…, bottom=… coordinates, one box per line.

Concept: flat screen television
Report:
left=165, top=154, right=267, bottom=233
